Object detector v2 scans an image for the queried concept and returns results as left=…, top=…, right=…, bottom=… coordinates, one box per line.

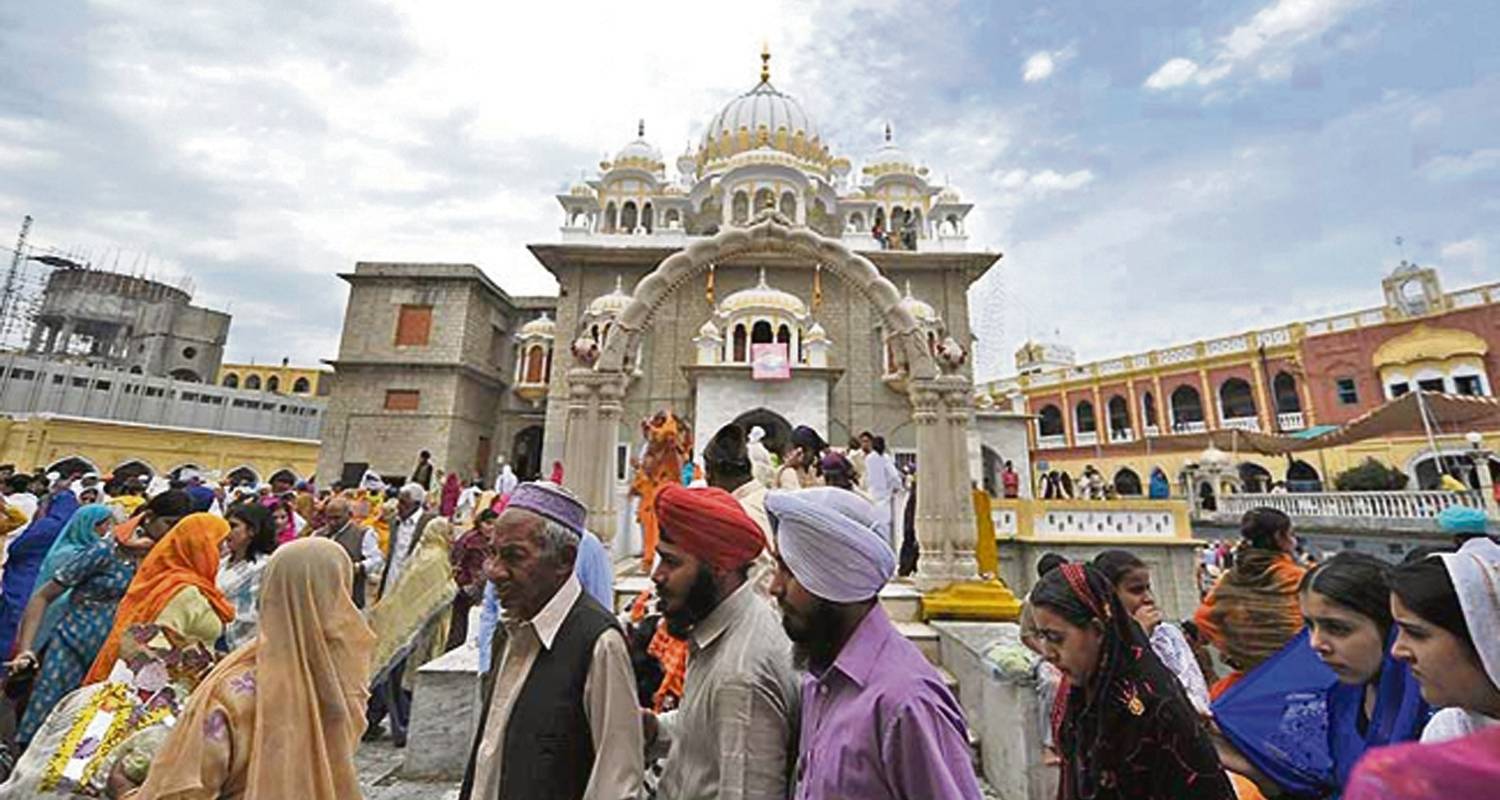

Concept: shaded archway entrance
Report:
left=569, top=211, right=976, bottom=594
left=730, top=408, right=791, bottom=461
left=1286, top=459, right=1321, bottom=492
left=511, top=425, right=544, bottom=482
left=46, top=456, right=97, bottom=478
left=1238, top=462, right=1272, bottom=493
left=1113, top=468, right=1143, bottom=496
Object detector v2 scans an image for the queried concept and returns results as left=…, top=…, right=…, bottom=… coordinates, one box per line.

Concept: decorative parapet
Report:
left=991, top=498, right=1196, bottom=544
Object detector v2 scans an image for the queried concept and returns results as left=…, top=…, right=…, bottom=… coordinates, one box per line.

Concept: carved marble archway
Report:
left=564, top=211, right=977, bottom=590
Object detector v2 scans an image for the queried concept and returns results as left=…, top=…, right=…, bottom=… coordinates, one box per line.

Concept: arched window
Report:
left=910, top=208, right=923, bottom=235
left=620, top=201, right=638, bottom=232
left=266, top=376, right=280, bottom=393
left=751, top=320, right=773, bottom=344
left=1170, top=385, right=1203, bottom=428
left=1107, top=395, right=1130, bottom=436
left=753, top=188, right=774, bottom=213
left=1114, top=468, right=1143, bottom=496
left=732, top=191, right=749, bottom=224
left=292, top=377, right=310, bottom=394
left=1142, top=391, right=1159, bottom=428
left=1075, top=400, right=1097, bottom=433
left=664, top=209, right=680, bottom=228
left=849, top=212, right=865, bottom=231
left=776, top=324, right=790, bottom=345
left=245, top=374, right=262, bottom=391
left=222, top=373, right=239, bottom=388
left=1038, top=404, right=1064, bottom=437
left=604, top=202, right=618, bottom=233
left=779, top=192, right=797, bottom=218
left=733, top=325, right=748, bottom=362
left=641, top=202, right=654, bottom=233
left=1273, top=372, right=1301, bottom=413
left=874, top=207, right=886, bottom=230
left=524, top=345, right=545, bottom=383
left=1219, top=378, right=1256, bottom=420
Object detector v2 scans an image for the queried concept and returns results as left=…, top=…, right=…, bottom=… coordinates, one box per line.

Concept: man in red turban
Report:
left=646, top=484, right=799, bottom=798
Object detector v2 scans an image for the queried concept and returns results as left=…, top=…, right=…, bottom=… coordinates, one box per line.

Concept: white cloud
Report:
left=1144, top=0, right=1367, bottom=90
left=1424, top=148, right=1500, bottom=181
left=1022, top=44, right=1076, bottom=83
left=1440, top=237, right=1484, bottom=262
left=1027, top=169, right=1094, bottom=192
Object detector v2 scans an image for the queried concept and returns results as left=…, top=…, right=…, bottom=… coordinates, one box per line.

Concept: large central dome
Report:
left=694, top=49, right=837, bottom=174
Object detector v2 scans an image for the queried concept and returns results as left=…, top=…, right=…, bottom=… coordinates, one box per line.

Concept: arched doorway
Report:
left=1113, top=468, right=1143, bottom=496
left=226, top=465, right=260, bottom=487
left=730, top=408, right=792, bottom=462
left=1413, top=453, right=1500, bottom=490
left=46, top=456, right=98, bottom=478
left=168, top=463, right=204, bottom=482
left=1238, top=462, right=1273, bottom=493
left=1286, top=459, right=1321, bottom=492
left=511, top=425, right=544, bottom=482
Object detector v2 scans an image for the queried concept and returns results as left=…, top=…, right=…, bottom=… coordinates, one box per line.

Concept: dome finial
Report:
left=904, top=279, right=913, bottom=297
left=884, top=121, right=893, bottom=143
left=637, top=119, right=645, bottom=138
left=614, top=274, right=624, bottom=293
left=757, top=266, right=769, bottom=287
left=760, top=42, right=771, bottom=83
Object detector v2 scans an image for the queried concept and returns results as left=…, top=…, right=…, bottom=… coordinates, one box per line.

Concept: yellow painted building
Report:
left=216, top=362, right=331, bottom=396
left=0, top=413, right=318, bottom=483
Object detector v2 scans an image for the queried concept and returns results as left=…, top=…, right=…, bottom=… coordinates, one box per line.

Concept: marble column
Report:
left=909, top=373, right=980, bottom=592
left=562, top=367, right=627, bottom=550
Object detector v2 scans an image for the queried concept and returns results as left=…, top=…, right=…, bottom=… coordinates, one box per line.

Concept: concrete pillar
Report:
left=55, top=322, right=74, bottom=354
left=910, top=375, right=977, bottom=591
left=1468, top=446, right=1499, bottom=519
left=26, top=322, right=47, bottom=353
left=562, top=368, right=628, bottom=550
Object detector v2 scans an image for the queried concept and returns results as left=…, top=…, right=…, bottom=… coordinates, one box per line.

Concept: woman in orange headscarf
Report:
left=108, top=538, right=377, bottom=800
left=84, top=513, right=235, bottom=684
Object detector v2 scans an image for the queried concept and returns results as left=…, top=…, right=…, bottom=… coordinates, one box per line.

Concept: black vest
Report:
left=319, top=523, right=368, bottom=608
left=460, top=589, right=619, bottom=800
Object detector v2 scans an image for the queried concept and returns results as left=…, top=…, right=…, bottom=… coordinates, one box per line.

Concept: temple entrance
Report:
left=511, top=425, right=544, bottom=481
left=730, top=408, right=792, bottom=460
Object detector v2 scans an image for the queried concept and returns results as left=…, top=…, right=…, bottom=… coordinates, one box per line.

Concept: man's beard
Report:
left=662, top=566, right=721, bottom=639
left=785, top=598, right=843, bottom=671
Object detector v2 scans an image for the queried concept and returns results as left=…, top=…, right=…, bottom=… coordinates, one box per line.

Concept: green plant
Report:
left=1333, top=458, right=1410, bottom=491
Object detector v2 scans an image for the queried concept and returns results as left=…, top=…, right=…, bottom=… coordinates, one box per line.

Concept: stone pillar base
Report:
left=920, top=579, right=1022, bottom=622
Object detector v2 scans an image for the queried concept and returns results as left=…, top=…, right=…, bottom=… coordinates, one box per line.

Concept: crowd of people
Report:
left=0, top=434, right=1490, bottom=798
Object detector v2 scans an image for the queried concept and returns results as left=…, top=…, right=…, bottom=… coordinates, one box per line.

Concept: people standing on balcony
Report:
left=645, top=484, right=799, bottom=800
left=1390, top=537, right=1500, bottom=742
left=1030, top=562, right=1234, bottom=800
left=1148, top=468, right=1170, bottom=499
left=1002, top=460, right=1020, bottom=499
left=1212, top=553, right=1428, bottom=798
left=1439, top=469, right=1469, bottom=493
left=1092, top=550, right=1212, bottom=714
left=766, top=488, right=982, bottom=800
left=1193, top=508, right=1306, bottom=697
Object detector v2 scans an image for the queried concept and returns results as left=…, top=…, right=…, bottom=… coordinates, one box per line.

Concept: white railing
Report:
left=1037, top=434, right=1066, bottom=450
left=1074, top=431, right=1099, bottom=446
left=1143, top=424, right=1161, bottom=437
left=1277, top=411, right=1307, bottom=431
left=1219, top=490, right=1487, bottom=521
left=1108, top=427, right=1134, bottom=443
left=1171, top=420, right=1208, bottom=434
left=1221, top=416, right=1261, bottom=432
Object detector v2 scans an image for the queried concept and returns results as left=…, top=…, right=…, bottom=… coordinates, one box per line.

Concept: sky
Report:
left=0, top=0, right=1495, bottom=380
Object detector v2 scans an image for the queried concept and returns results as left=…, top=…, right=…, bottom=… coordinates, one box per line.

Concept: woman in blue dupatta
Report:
left=27, top=504, right=116, bottom=644
left=1212, top=552, right=1429, bottom=797
left=0, top=486, right=79, bottom=666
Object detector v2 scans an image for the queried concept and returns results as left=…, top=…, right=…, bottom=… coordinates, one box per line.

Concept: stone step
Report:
left=894, top=620, right=941, bottom=666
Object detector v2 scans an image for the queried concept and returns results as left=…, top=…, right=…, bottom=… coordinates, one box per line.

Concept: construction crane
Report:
left=0, top=215, right=33, bottom=347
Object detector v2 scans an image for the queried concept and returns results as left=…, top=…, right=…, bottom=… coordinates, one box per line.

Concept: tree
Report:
left=1333, top=458, right=1410, bottom=492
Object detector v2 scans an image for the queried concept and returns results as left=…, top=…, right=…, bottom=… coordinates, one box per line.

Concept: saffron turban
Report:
left=656, top=484, right=766, bottom=570
left=766, top=488, right=895, bottom=603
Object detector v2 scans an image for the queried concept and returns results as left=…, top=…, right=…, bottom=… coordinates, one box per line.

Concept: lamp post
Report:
left=1465, top=432, right=1499, bottom=519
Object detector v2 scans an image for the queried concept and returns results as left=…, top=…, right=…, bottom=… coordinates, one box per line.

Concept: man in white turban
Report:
left=764, top=488, right=982, bottom=800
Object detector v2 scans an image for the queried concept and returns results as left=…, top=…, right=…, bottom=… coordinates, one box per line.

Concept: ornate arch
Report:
left=595, top=210, right=938, bottom=380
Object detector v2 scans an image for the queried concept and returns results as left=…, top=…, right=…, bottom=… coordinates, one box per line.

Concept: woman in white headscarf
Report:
left=746, top=426, right=775, bottom=488
left=1390, top=538, right=1500, bottom=742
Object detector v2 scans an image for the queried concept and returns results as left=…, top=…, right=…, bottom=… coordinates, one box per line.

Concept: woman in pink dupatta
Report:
left=438, top=472, right=461, bottom=518
left=1345, top=726, right=1500, bottom=799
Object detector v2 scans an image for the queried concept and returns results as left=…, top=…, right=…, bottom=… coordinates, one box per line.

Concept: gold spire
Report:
left=637, top=119, right=645, bottom=137
left=760, top=43, right=771, bottom=83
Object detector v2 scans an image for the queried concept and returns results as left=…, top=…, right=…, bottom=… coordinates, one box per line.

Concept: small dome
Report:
left=805, top=321, right=827, bottom=342
left=1199, top=445, right=1230, bottom=467
left=588, top=275, right=633, bottom=318
left=720, top=267, right=808, bottom=318
left=937, top=184, right=961, bottom=203
left=518, top=312, right=556, bottom=339
left=698, top=318, right=721, bottom=338
left=612, top=120, right=663, bottom=169
left=569, top=180, right=593, bottom=197
left=863, top=123, right=917, bottom=176
left=898, top=280, right=938, bottom=324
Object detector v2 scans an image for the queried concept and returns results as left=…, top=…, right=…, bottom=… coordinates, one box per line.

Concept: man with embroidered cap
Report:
left=646, top=484, right=800, bottom=799
left=1439, top=504, right=1493, bottom=547
left=766, top=487, right=982, bottom=800
left=461, top=481, right=642, bottom=800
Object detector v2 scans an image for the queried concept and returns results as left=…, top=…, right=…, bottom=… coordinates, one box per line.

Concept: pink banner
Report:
left=751, top=342, right=790, bottom=380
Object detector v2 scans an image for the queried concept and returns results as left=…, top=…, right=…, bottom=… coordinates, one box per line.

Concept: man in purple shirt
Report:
left=765, top=488, right=983, bottom=800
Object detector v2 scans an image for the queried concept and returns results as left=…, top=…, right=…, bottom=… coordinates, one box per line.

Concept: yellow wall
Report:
left=0, top=414, right=319, bottom=481
left=216, top=362, right=330, bottom=396
left=1032, top=431, right=1500, bottom=493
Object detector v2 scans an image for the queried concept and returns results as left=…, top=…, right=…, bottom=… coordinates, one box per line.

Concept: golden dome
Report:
left=720, top=268, right=807, bottom=318
left=517, top=312, right=556, bottom=340
left=696, top=49, right=831, bottom=171
left=587, top=275, right=633, bottom=318
left=1372, top=324, right=1488, bottom=368
left=610, top=120, right=664, bottom=173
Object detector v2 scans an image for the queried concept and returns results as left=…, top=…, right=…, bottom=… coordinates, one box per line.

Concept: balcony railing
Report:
left=1075, top=431, right=1099, bottom=446
left=1143, top=424, right=1161, bottom=437
left=1108, top=427, right=1135, bottom=443
left=1037, top=434, right=1066, bottom=450
left=1221, top=416, right=1261, bottom=433
left=1171, top=420, right=1208, bottom=434
left=1218, top=490, right=1487, bottom=521
left=1277, top=411, right=1307, bottom=431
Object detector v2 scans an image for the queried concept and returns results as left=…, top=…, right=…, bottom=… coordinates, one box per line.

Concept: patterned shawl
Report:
left=1193, top=548, right=1306, bottom=674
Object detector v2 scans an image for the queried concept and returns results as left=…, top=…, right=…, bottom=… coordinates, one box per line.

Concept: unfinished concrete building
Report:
left=25, top=265, right=230, bottom=382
